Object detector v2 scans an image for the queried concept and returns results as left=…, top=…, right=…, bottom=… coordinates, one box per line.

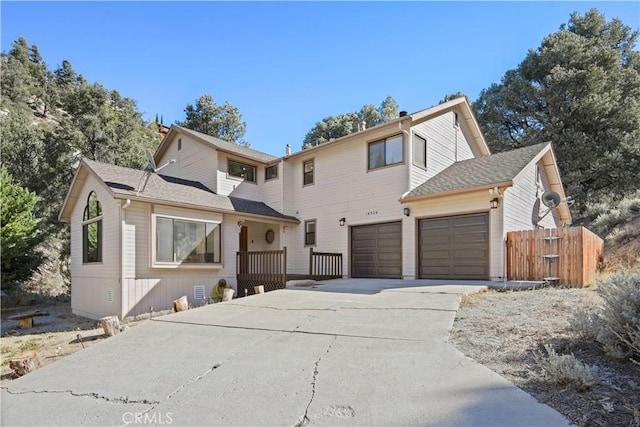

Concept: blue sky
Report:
left=2, top=1, right=639, bottom=155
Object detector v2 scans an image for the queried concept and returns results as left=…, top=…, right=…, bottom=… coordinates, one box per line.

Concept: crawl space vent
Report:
left=194, top=285, right=205, bottom=302
left=107, top=287, right=114, bottom=303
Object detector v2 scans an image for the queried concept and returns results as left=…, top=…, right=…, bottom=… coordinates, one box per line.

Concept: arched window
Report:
left=82, top=191, right=102, bottom=263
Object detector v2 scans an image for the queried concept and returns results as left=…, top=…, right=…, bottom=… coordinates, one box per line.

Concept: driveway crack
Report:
left=294, top=335, right=338, bottom=427
left=1, top=388, right=159, bottom=405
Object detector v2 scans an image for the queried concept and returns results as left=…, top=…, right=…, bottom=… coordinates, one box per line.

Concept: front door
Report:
left=239, top=225, right=248, bottom=273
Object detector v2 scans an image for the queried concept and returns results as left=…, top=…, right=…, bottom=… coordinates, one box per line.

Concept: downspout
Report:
left=120, top=199, right=130, bottom=319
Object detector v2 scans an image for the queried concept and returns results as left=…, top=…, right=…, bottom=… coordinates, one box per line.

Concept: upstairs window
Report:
left=82, top=191, right=102, bottom=263
left=304, top=219, right=316, bottom=246
left=303, top=159, right=314, bottom=186
left=265, top=164, right=278, bottom=181
left=228, top=160, right=257, bottom=183
left=368, top=135, right=403, bottom=170
left=413, top=134, right=427, bottom=169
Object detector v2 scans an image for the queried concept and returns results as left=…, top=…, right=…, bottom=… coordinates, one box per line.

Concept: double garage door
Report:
left=351, top=213, right=489, bottom=280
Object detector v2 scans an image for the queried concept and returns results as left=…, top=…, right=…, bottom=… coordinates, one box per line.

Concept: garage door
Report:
left=419, top=213, right=489, bottom=280
left=351, top=222, right=402, bottom=278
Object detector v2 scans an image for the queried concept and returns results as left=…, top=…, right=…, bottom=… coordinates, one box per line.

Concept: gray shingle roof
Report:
left=84, top=159, right=297, bottom=222
left=174, top=126, right=278, bottom=163
left=404, top=143, right=549, bottom=199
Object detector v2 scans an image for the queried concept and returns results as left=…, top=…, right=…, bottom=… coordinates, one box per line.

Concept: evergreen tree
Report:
left=178, top=94, right=248, bottom=145
left=302, top=96, right=399, bottom=148
left=474, top=9, right=640, bottom=210
left=1, top=167, right=43, bottom=290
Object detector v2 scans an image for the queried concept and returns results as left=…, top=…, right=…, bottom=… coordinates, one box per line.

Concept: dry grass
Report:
left=452, top=287, right=640, bottom=427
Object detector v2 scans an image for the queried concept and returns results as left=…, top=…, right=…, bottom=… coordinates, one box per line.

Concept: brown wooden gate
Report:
left=506, top=227, right=603, bottom=287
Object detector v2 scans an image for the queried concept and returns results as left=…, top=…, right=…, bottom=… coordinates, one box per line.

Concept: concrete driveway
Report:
left=1, top=279, right=570, bottom=426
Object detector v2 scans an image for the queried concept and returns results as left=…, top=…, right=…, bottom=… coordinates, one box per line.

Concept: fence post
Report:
left=309, top=247, right=314, bottom=278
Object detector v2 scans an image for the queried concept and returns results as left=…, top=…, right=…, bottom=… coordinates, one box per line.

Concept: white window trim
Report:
left=227, top=159, right=257, bottom=184
left=150, top=213, right=223, bottom=269
left=413, top=133, right=427, bottom=170
left=82, top=215, right=103, bottom=264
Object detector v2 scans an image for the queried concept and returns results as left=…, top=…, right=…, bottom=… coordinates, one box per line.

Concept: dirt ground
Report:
left=0, top=304, right=123, bottom=384
left=451, top=286, right=640, bottom=427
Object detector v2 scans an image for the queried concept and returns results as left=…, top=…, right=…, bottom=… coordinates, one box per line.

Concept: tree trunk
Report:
left=100, top=315, right=120, bottom=337
left=10, top=351, right=40, bottom=377
left=173, top=296, right=189, bottom=312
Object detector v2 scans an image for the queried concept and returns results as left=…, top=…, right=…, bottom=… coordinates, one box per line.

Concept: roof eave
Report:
left=410, top=97, right=490, bottom=156
left=112, top=194, right=300, bottom=224
left=285, top=116, right=412, bottom=160
left=400, top=180, right=514, bottom=203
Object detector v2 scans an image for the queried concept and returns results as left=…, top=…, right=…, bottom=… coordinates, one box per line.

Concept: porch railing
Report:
left=236, top=247, right=287, bottom=297
left=309, top=247, right=343, bottom=280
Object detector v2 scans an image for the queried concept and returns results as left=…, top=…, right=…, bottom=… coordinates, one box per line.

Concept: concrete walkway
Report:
left=1, top=280, right=571, bottom=426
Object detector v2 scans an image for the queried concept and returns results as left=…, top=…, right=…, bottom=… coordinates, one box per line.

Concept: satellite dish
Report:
left=145, top=149, right=157, bottom=172
left=541, top=191, right=561, bottom=208
left=137, top=150, right=176, bottom=195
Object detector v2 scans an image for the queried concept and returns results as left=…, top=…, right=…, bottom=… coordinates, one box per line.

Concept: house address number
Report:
left=366, top=210, right=378, bottom=216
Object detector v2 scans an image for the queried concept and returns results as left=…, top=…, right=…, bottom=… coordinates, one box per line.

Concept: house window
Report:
left=265, top=164, right=278, bottom=181
left=368, top=135, right=403, bottom=170
left=303, top=159, right=314, bottom=186
left=178, top=138, right=182, bottom=151
left=82, top=191, right=102, bottom=263
left=228, top=160, right=257, bottom=183
left=154, top=215, right=221, bottom=264
left=454, top=112, right=459, bottom=128
left=413, top=134, right=427, bottom=169
left=304, top=220, right=316, bottom=246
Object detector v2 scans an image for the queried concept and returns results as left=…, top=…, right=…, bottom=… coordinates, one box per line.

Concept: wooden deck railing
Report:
left=506, top=226, right=603, bottom=288
left=236, top=247, right=287, bottom=297
left=309, top=248, right=343, bottom=280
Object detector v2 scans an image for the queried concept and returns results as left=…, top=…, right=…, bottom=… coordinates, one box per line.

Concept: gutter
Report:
left=400, top=181, right=514, bottom=203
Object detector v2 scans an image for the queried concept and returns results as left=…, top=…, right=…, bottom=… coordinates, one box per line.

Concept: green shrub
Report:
left=533, top=344, right=599, bottom=392
left=596, top=271, right=640, bottom=363
left=588, top=191, right=640, bottom=244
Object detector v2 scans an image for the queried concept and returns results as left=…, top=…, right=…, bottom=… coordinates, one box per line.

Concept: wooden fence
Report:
left=309, top=248, right=343, bottom=280
left=236, top=247, right=287, bottom=297
left=506, top=227, right=603, bottom=288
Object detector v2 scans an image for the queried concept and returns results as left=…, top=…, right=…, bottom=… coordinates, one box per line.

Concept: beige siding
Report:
left=70, top=175, right=121, bottom=320
left=120, top=202, right=287, bottom=317
left=504, top=159, right=558, bottom=232
left=262, top=161, right=283, bottom=212
left=216, top=152, right=262, bottom=199
left=409, top=112, right=476, bottom=191
left=282, top=131, right=409, bottom=275
left=404, top=191, right=505, bottom=280
left=156, top=133, right=217, bottom=190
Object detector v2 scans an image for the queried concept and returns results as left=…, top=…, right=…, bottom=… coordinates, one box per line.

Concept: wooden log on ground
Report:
left=100, top=315, right=120, bottom=337
left=10, top=351, right=40, bottom=377
left=254, top=285, right=265, bottom=294
left=173, top=295, right=189, bottom=312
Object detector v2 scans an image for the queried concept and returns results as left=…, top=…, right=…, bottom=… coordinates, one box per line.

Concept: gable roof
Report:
left=59, top=159, right=298, bottom=223
left=284, top=97, right=490, bottom=159
left=155, top=126, right=278, bottom=164
left=403, top=143, right=550, bottom=201
left=401, top=142, right=571, bottom=223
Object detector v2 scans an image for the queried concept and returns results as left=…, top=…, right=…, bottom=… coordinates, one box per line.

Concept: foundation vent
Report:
left=194, top=285, right=205, bottom=303
left=107, top=287, right=114, bottom=303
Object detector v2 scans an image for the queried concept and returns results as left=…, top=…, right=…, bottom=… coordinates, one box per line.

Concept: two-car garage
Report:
left=350, top=213, right=489, bottom=280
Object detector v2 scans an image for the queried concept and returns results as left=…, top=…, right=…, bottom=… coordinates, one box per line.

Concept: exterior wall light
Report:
left=339, top=217, right=346, bottom=227
left=490, top=198, right=499, bottom=209
left=403, top=207, right=410, bottom=217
